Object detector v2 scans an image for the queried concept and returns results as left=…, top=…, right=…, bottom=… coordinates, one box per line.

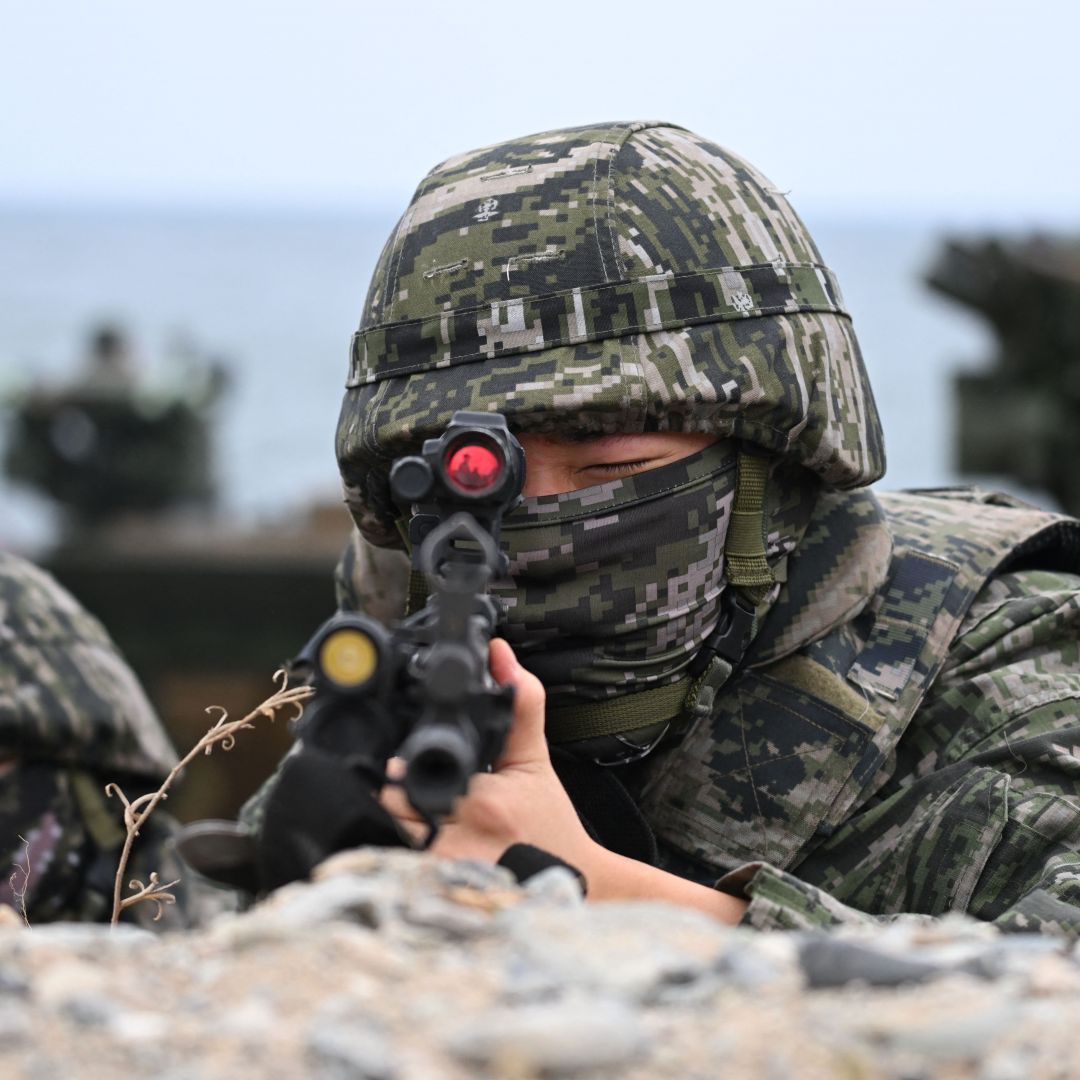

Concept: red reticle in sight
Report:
left=445, top=443, right=501, bottom=493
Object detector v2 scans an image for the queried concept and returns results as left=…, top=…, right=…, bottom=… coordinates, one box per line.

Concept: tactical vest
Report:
left=638, top=487, right=1080, bottom=877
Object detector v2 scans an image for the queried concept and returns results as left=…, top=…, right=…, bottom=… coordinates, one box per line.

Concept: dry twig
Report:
left=8, top=835, right=32, bottom=928
left=105, top=668, right=311, bottom=926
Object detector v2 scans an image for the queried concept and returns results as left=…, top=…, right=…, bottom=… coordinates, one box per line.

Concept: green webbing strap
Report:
left=486, top=449, right=778, bottom=745
left=406, top=570, right=429, bottom=616
left=394, top=516, right=412, bottom=552
left=545, top=679, right=692, bottom=744
left=398, top=450, right=773, bottom=743
left=394, top=516, right=430, bottom=616
left=725, top=449, right=774, bottom=604
left=70, top=769, right=126, bottom=851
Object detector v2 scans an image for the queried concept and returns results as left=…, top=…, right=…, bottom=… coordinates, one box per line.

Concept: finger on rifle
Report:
left=489, top=638, right=548, bottom=765
left=377, top=781, right=434, bottom=847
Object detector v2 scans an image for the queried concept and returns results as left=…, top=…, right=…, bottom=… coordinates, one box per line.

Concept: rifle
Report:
left=176, top=411, right=525, bottom=893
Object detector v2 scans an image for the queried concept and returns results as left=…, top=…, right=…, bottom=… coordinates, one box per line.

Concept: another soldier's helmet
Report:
left=0, top=552, right=183, bottom=923
left=0, top=552, right=177, bottom=777
left=337, top=121, right=885, bottom=548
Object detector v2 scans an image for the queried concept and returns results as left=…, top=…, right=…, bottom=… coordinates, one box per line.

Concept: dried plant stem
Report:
left=106, top=668, right=311, bottom=926
left=9, top=835, right=31, bottom=928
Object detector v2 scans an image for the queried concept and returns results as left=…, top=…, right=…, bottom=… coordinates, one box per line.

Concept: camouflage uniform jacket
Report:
left=340, top=486, right=1080, bottom=936
left=638, top=487, right=1080, bottom=935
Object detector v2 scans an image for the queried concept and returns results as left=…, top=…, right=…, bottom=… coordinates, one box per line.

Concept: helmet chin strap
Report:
left=540, top=445, right=777, bottom=762
left=394, top=515, right=433, bottom=617
left=389, top=442, right=777, bottom=765
left=724, top=446, right=776, bottom=605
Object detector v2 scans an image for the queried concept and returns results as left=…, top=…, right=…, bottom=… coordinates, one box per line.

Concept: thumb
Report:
left=489, top=638, right=547, bottom=765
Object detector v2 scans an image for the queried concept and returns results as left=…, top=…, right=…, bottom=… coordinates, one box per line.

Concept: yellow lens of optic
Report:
left=319, top=628, right=377, bottom=688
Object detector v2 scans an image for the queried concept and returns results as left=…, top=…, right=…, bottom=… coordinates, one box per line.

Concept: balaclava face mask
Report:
left=484, top=442, right=822, bottom=762
left=492, top=440, right=736, bottom=735
left=328, top=433, right=823, bottom=764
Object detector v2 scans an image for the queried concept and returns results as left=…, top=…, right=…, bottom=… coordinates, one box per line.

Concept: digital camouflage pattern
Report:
left=0, top=551, right=200, bottom=927
left=334, top=444, right=820, bottom=723
left=324, top=123, right=1080, bottom=937
left=0, top=760, right=191, bottom=927
left=492, top=440, right=737, bottom=707
left=0, top=553, right=177, bottom=777
left=337, top=121, right=884, bottom=548
left=334, top=486, right=1080, bottom=935
left=333, top=533, right=410, bottom=624
left=637, top=487, right=1080, bottom=935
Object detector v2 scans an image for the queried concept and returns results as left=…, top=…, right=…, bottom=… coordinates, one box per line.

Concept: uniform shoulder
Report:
left=334, top=529, right=411, bottom=622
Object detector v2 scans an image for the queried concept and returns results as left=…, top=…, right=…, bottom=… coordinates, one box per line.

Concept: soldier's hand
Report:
left=380, top=639, right=749, bottom=924
left=380, top=638, right=598, bottom=870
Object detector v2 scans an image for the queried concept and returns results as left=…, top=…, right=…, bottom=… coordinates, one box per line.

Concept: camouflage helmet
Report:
left=337, top=121, right=885, bottom=547
left=0, top=551, right=177, bottom=779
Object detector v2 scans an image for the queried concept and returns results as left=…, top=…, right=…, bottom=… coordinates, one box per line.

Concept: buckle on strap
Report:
left=689, top=589, right=758, bottom=677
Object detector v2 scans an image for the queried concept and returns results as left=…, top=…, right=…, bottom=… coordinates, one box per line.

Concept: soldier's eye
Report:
left=586, top=460, right=651, bottom=475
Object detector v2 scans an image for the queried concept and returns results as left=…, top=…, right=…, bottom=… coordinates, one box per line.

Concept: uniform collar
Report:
left=744, top=488, right=893, bottom=669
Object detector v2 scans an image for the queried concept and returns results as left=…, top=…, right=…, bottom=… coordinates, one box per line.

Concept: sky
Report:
left=3, top=0, right=1079, bottom=223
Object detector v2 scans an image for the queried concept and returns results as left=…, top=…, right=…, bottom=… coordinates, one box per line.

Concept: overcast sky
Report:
left=3, top=1, right=1078, bottom=222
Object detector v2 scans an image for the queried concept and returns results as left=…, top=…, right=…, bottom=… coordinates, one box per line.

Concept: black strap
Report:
left=498, top=843, right=587, bottom=896
left=550, top=747, right=658, bottom=866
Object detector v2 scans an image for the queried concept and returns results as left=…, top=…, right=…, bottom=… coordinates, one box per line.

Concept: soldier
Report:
left=0, top=550, right=198, bottom=926
left=312, top=121, right=1080, bottom=933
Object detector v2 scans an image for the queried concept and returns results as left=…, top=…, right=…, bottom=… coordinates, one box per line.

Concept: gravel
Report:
left=2, top=848, right=1080, bottom=1078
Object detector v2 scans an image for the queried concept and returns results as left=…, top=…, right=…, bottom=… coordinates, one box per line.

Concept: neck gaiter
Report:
left=494, top=440, right=738, bottom=709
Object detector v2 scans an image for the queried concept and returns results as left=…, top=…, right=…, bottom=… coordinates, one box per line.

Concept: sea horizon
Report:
left=0, top=203, right=1030, bottom=554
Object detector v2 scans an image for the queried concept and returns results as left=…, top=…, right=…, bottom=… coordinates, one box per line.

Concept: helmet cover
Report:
left=338, top=121, right=885, bottom=546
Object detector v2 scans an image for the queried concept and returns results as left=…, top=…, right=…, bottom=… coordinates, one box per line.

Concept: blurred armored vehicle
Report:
left=3, top=324, right=224, bottom=533
left=927, top=236, right=1080, bottom=515
left=2, top=324, right=351, bottom=821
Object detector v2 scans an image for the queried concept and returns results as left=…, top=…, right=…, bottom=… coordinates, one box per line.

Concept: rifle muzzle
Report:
left=400, top=723, right=479, bottom=817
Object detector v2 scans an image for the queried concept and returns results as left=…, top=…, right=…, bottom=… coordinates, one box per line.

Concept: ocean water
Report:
left=0, top=207, right=994, bottom=552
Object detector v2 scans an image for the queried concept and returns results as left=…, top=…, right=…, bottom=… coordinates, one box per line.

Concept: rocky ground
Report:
left=2, top=849, right=1079, bottom=1079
